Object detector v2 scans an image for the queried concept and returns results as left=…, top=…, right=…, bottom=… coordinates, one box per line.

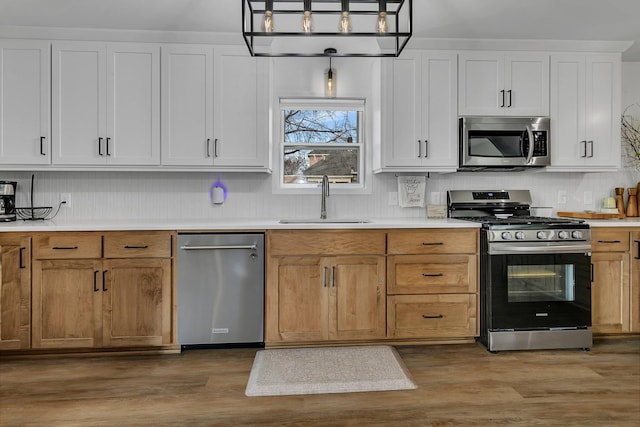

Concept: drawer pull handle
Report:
left=422, top=314, right=444, bottom=319
left=422, top=242, right=444, bottom=246
left=93, top=271, right=99, bottom=292
left=52, top=246, right=78, bottom=250
left=422, top=273, right=444, bottom=277
left=597, top=240, right=621, bottom=244
left=124, top=245, right=149, bottom=249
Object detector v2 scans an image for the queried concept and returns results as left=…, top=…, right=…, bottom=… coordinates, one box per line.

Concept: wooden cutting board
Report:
left=557, top=211, right=624, bottom=219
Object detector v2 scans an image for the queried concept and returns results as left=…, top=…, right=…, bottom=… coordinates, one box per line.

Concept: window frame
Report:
left=275, top=97, right=368, bottom=194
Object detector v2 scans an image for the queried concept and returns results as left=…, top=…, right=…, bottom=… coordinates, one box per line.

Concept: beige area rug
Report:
left=245, top=345, right=417, bottom=396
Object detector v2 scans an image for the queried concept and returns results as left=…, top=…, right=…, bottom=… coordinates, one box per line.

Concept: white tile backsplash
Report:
left=2, top=168, right=637, bottom=221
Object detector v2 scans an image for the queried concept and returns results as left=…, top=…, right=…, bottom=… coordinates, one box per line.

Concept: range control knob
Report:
left=501, top=232, right=513, bottom=240
left=536, top=231, right=547, bottom=240
left=572, top=230, right=583, bottom=239
left=558, top=231, right=570, bottom=239
left=515, top=231, right=526, bottom=240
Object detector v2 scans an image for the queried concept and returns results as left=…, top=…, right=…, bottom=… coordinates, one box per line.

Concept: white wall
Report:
left=3, top=62, right=639, bottom=221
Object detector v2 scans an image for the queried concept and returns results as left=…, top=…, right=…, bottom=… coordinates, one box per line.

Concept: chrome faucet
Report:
left=320, top=175, right=330, bottom=220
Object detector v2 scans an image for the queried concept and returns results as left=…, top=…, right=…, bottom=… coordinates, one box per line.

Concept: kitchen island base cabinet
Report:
left=632, top=230, right=640, bottom=332
left=266, top=231, right=386, bottom=345
left=0, top=235, right=31, bottom=350
left=31, top=231, right=174, bottom=350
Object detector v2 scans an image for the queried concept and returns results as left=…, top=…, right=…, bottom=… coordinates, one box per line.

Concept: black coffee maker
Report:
left=0, top=181, right=17, bottom=222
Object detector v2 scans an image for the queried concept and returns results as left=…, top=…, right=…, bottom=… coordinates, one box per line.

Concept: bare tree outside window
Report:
left=282, top=108, right=362, bottom=185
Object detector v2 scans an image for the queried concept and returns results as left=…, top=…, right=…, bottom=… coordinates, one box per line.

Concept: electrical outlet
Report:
left=557, top=190, right=567, bottom=204
left=60, top=193, right=71, bottom=207
left=584, top=191, right=593, bottom=205
left=388, top=192, right=398, bottom=206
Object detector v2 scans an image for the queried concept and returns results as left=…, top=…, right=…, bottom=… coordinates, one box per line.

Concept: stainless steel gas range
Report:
left=448, top=190, right=592, bottom=352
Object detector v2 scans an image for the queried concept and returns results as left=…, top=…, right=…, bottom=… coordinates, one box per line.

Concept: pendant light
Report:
left=263, top=0, right=274, bottom=32
left=377, top=0, right=388, bottom=34
left=338, top=0, right=352, bottom=34
left=324, top=48, right=337, bottom=98
left=302, top=0, right=312, bottom=33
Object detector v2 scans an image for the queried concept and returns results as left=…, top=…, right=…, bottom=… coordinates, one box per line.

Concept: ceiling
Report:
left=1, top=0, right=639, bottom=60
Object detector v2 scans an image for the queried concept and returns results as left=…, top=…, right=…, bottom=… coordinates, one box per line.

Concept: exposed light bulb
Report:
left=377, top=11, right=388, bottom=34
left=302, top=11, right=312, bottom=33
left=263, top=10, right=274, bottom=32
left=325, top=67, right=336, bottom=98
left=339, top=11, right=352, bottom=33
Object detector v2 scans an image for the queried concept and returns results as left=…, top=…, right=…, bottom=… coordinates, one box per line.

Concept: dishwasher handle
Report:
left=180, top=244, right=258, bottom=251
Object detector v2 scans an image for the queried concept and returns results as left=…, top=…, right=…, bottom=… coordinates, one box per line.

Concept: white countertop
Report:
left=2, top=216, right=638, bottom=233
left=0, top=217, right=480, bottom=232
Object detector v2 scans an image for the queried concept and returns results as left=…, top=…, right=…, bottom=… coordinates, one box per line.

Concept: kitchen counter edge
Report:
left=0, top=218, right=482, bottom=232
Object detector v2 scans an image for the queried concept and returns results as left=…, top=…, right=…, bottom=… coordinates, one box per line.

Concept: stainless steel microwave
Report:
left=458, top=117, right=550, bottom=170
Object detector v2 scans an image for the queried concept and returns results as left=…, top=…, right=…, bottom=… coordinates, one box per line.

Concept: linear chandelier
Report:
left=242, top=0, right=413, bottom=57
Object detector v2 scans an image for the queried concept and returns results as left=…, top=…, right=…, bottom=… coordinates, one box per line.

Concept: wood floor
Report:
left=1, top=338, right=639, bottom=426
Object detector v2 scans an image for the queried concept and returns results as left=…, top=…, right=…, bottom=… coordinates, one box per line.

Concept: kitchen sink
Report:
left=279, top=219, right=371, bottom=224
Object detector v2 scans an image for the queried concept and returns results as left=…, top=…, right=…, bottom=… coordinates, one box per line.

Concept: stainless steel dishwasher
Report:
left=177, top=233, right=264, bottom=349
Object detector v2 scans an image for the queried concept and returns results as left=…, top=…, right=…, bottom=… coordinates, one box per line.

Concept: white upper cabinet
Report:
left=0, top=40, right=50, bottom=165
left=458, top=53, right=549, bottom=116
left=52, top=41, right=160, bottom=166
left=161, top=45, right=269, bottom=170
left=549, top=54, right=621, bottom=170
left=379, top=51, right=458, bottom=171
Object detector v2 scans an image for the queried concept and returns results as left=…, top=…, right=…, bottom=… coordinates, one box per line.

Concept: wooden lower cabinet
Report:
left=31, top=231, right=174, bottom=350
left=590, top=227, right=637, bottom=335
left=387, top=294, right=477, bottom=338
left=630, top=230, right=640, bottom=332
left=266, top=230, right=386, bottom=344
left=0, top=235, right=31, bottom=350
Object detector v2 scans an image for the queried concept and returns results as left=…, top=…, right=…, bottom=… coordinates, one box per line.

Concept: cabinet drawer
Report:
left=387, top=294, right=478, bottom=339
left=33, top=233, right=102, bottom=259
left=269, top=230, right=386, bottom=256
left=388, top=255, right=477, bottom=294
left=591, top=229, right=629, bottom=252
left=387, top=229, right=477, bottom=254
left=103, top=232, right=172, bottom=258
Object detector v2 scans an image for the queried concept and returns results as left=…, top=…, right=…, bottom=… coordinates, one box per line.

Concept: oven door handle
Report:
left=488, top=243, right=592, bottom=255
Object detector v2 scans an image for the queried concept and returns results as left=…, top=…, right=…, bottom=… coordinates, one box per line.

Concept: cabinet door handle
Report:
left=417, top=140, right=422, bottom=158
left=214, top=138, right=219, bottom=157
left=422, top=314, right=444, bottom=319
left=52, top=246, right=78, bottom=250
left=424, top=140, right=429, bottom=158
left=332, top=266, right=336, bottom=288
left=106, top=137, right=111, bottom=156
left=40, top=136, right=46, bottom=156
left=500, top=89, right=505, bottom=108
left=587, top=140, right=594, bottom=158
left=635, top=240, right=640, bottom=259
left=98, top=137, right=103, bottom=156
left=94, top=271, right=99, bottom=292
left=422, top=242, right=444, bottom=246
left=580, top=140, right=587, bottom=158
left=19, top=247, right=26, bottom=269
left=597, top=240, right=621, bottom=244
left=323, top=266, right=328, bottom=287
left=102, top=270, right=108, bottom=292
left=590, top=263, right=594, bottom=283
left=124, top=245, right=149, bottom=249
left=206, top=139, right=211, bottom=158
left=422, top=273, right=444, bottom=277
left=507, top=90, right=512, bottom=107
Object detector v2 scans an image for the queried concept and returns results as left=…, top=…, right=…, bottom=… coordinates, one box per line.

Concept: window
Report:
left=278, top=99, right=365, bottom=190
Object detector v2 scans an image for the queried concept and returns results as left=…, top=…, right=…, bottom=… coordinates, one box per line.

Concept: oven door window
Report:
left=488, top=253, right=591, bottom=330
left=507, top=264, right=574, bottom=303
